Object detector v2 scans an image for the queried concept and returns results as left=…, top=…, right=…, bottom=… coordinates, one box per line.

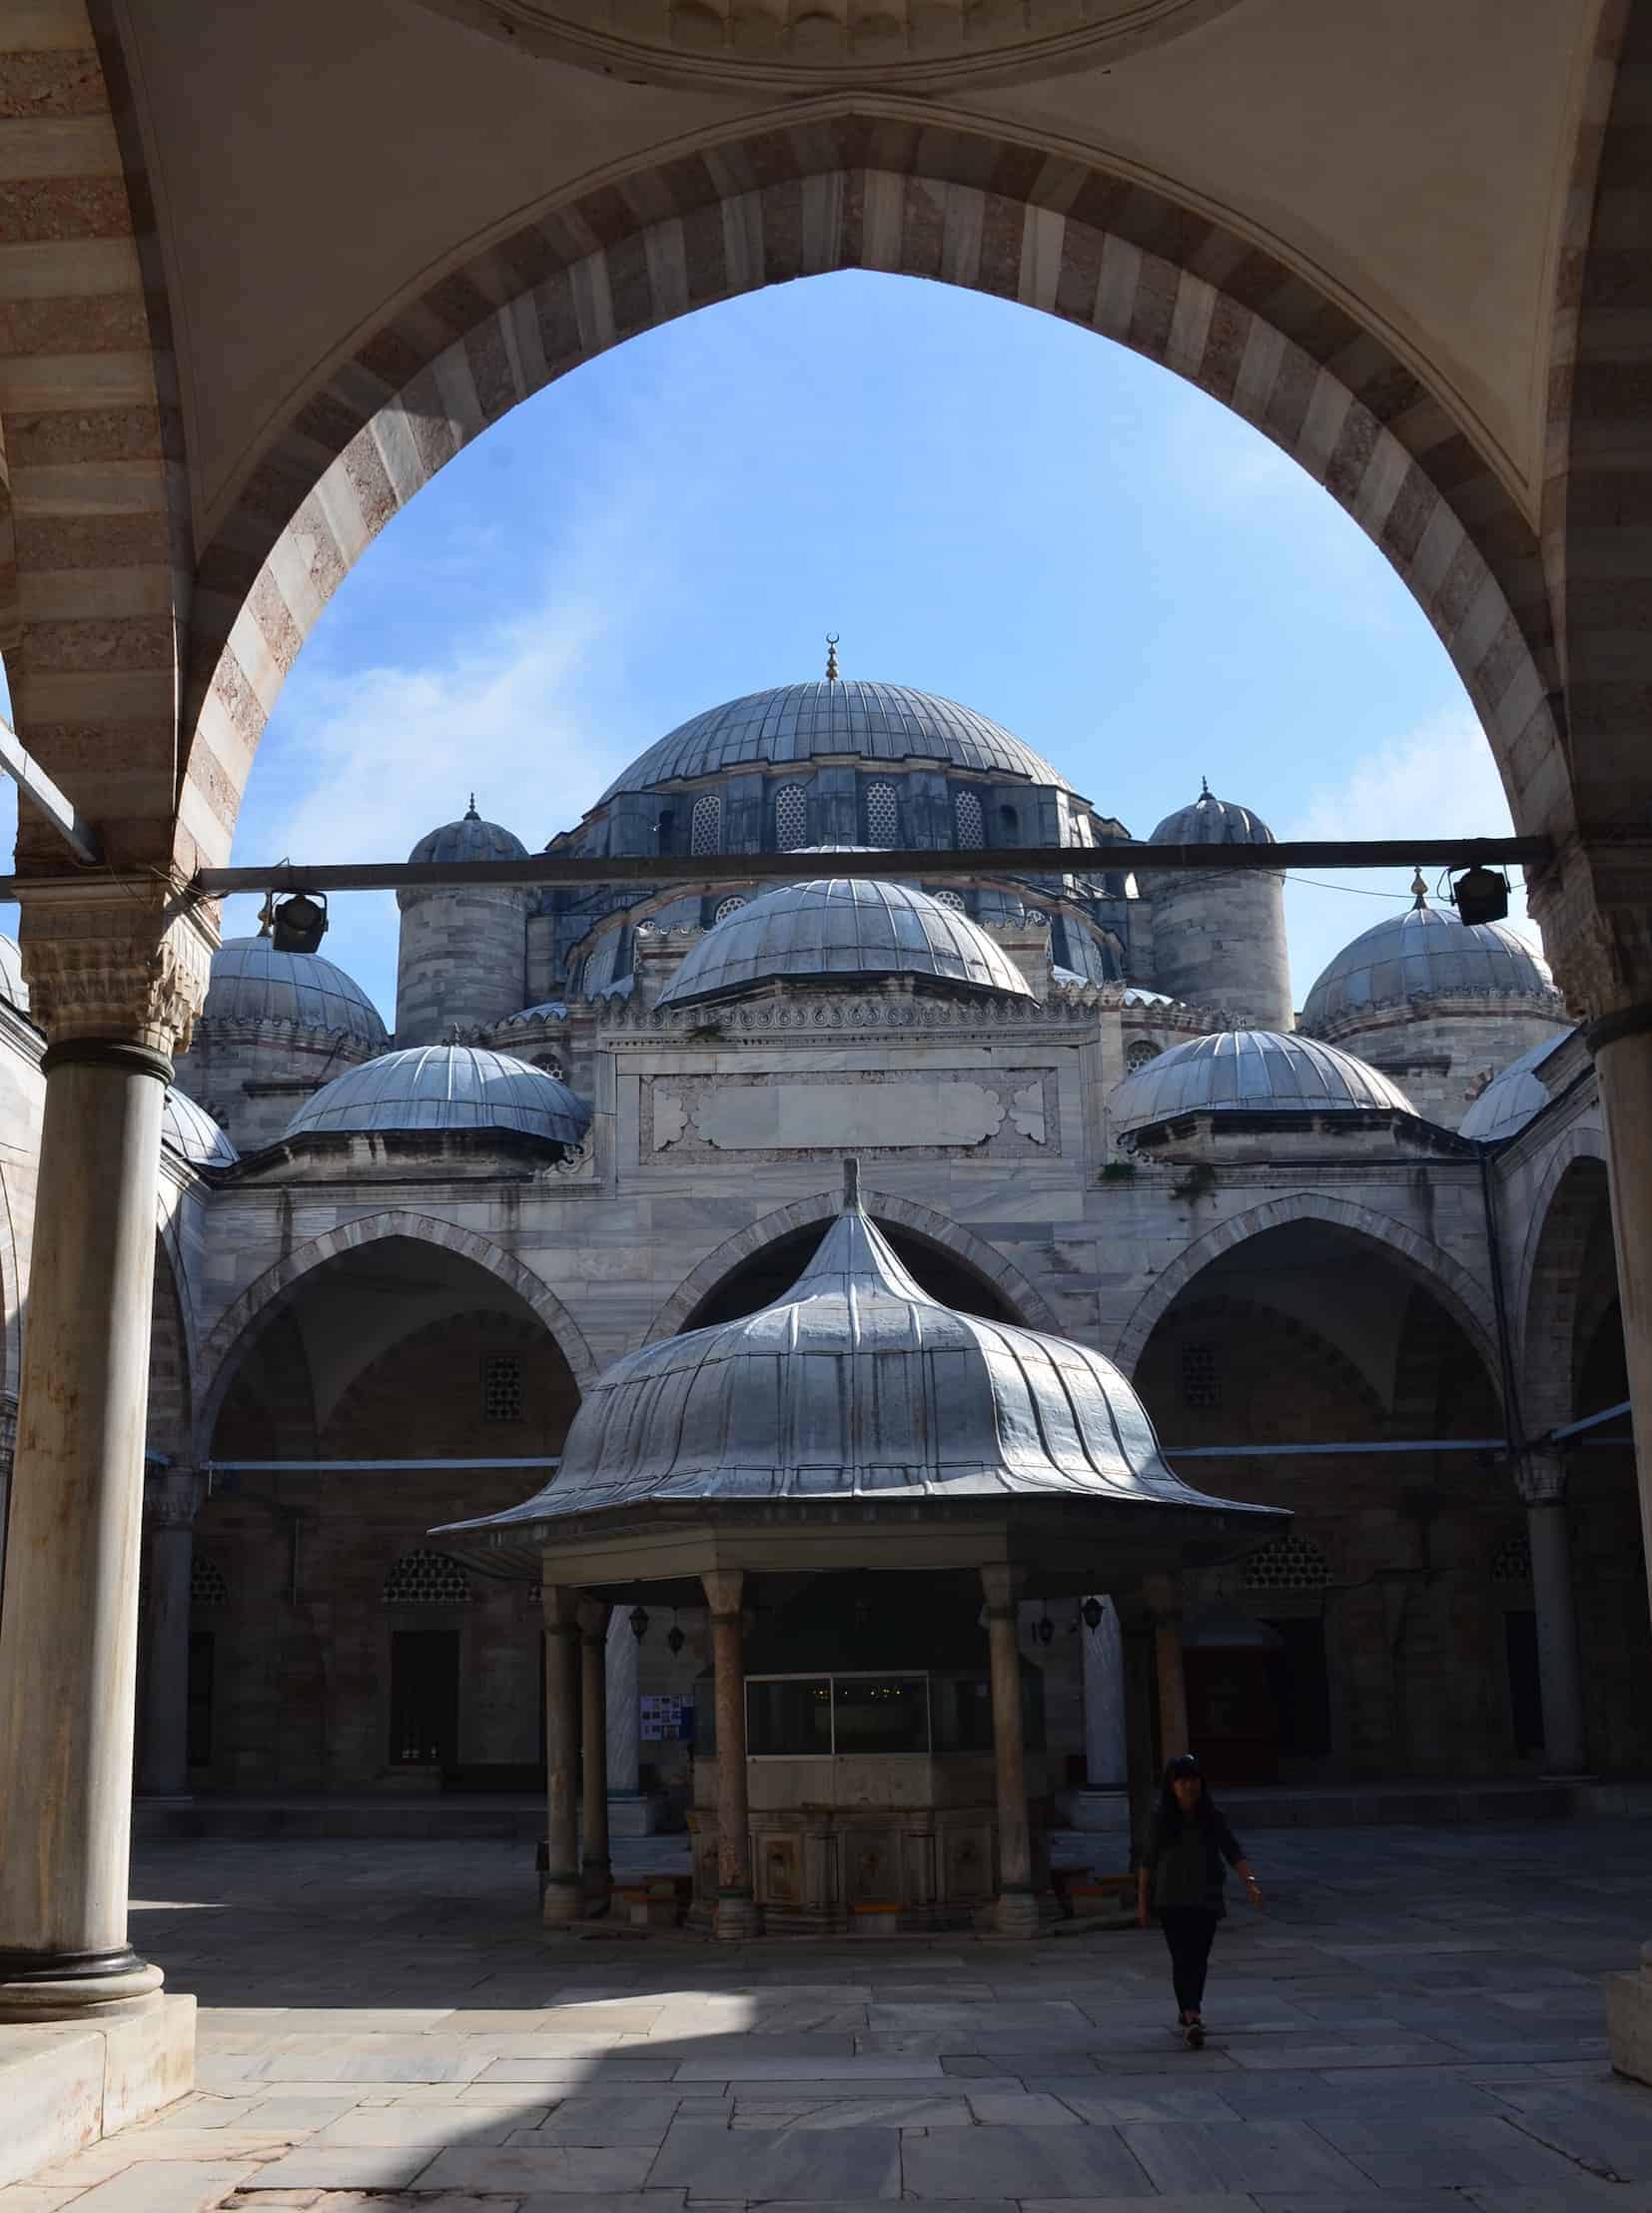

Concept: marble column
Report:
left=982, top=1563, right=1038, bottom=1937
left=541, top=1584, right=582, bottom=1927
left=605, top=1605, right=640, bottom=1798
left=578, top=1598, right=612, bottom=1905
left=702, top=1568, right=759, bottom=1939
left=1144, top=1573, right=1189, bottom=1761
left=1516, top=1451, right=1587, bottom=1778
left=0, top=884, right=212, bottom=2022
left=139, top=1469, right=205, bottom=1800
left=1082, top=1595, right=1128, bottom=1788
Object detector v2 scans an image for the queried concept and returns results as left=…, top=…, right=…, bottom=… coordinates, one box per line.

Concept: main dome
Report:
left=598, top=681, right=1070, bottom=801
left=1302, top=901, right=1557, bottom=1031
left=1110, top=1030, right=1417, bottom=1130
left=203, top=937, right=387, bottom=1046
left=286, top=1046, right=590, bottom=1145
left=655, top=876, right=1036, bottom=1006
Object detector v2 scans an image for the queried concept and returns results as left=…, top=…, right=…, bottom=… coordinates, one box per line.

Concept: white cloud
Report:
left=1277, top=709, right=1542, bottom=1010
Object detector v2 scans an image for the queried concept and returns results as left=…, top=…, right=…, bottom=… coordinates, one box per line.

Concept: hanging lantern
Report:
left=1036, top=1612, right=1055, bottom=1646
left=628, top=1605, right=650, bottom=1642
left=1082, top=1596, right=1105, bottom=1634
left=667, top=1624, right=685, bottom=1657
left=269, top=889, right=329, bottom=955
left=1449, top=863, right=1509, bottom=926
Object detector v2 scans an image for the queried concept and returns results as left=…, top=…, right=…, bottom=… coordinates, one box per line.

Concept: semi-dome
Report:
left=161, top=1087, right=238, bottom=1168
left=598, top=680, right=1070, bottom=801
left=1302, top=897, right=1557, bottom=1031
left=1110, top=1029, right=1416, bottom=1130
left=655, top=876, right=1036, bottom=1006
left=1458, top=1031, right=1574, bottom=1143
left=0, top=933, right=27, bottom=1013
left=1150, top=781, right=1274, bottom=846
left=203, top=937, right=387, bottom=1046
left=438, top=1169, right=1282, bottom=1532
left=286, top=1045, right=590, bottom=1145
left=409, top=798, right=528, bottom=866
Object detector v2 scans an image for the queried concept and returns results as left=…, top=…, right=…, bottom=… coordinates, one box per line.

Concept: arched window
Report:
left=1126, top=1038, right=1162, bottom=1073
left=865, top=783, right=899, bottom=847
left=1181, top=1343, right=1220, bottom=1409
left=1240, top=1534, right=1331, bottom=1591
left=999, top=804, right=1020, bottom=843
left=655, top=807, right=675, bottom=852
left=954, top=790, right=984, bottom=848
left=384, top=1548, right=471, bottom=1606
left=690, top=794, right=721, bottom=855
left=774, top=786, right=808, bottom=851
left=714, top=896, right=747, bottom=922
left=190, top=1552, right=228, bottom=1609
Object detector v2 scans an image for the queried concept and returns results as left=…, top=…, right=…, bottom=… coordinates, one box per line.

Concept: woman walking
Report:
left=1135, top=1752, right=1263, bottom=2047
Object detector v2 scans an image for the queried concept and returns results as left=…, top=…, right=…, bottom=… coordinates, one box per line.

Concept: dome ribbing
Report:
left=286, top=1046, right=589, bottom=1145
left=1110, top=1029, right=1416, bottom=1129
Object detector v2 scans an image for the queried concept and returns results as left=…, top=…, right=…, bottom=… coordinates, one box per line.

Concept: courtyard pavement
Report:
left=6, top=1821, right=1652, bottom=2212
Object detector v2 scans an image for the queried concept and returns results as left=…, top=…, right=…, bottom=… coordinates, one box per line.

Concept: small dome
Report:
left=286, top=1046, right=590, bottom=1145
left=439, top=1173, right=1279, bottom=1522
left=656, top=876, right=1035, bottom=1007
left=409, top=799, right=528, bottom=867
left=0, top=933, right=28, bottom=1013
left=1110, top=1030, right=1416, bottom=1129
left=1458, top=1031, right=1574, bottom=1143
left=493, top=1001, right=569, bottom=1029
left=1150, top=782, right=1274, bottom=846
left=203, top=937, right=387, bottom=1046
left=161, top=1088, right=238, bottom=1168
left=1302, top=899, right=1556, bottom=1030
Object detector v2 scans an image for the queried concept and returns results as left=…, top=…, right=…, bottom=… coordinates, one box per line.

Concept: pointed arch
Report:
left=1514, top=1127, right=1615, bottom=1434
left=1114, top=1190, right=1503, bottom=1398
left=645, top=1183, right=1060, bottom=1342
left=194, top=1207, right=596, bottom=1454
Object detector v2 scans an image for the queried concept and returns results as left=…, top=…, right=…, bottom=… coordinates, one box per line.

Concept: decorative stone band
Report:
left=1515, top=1451, right=1570, bottom=1506
left=41, top=1039, right=176, bottom=1086
left=1525, top=842, right=1652, bottom=1024
left=16, top=881, right=217, bottom=1054
left=143, top=1469, right=205, bottom=1530
left=1584, top=1001, right=1652, bottom=1054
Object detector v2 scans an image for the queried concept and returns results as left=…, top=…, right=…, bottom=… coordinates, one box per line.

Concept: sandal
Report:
left=1183, top=2016, right=1206, bottom=2049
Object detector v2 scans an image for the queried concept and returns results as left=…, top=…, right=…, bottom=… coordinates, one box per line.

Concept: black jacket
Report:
left=1143, top=1807, right=1244, bottom=1914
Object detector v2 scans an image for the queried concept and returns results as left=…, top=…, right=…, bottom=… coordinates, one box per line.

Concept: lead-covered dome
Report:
left=1150, top=781, right=1274, bottom=846
left=1302, top=900, right=1556, bottom=1031
left=203, top=937, right=387, bottom=1046
left=439, top=1173, right=1280, bottom=1529
left=409, top=799, right=527, bottom=866
left=599, top=680, right=1068, bottom=800
left=1458, top=1031, right=1573, bottom=1143
left=161, top=1087, right=238, bottom=1168
left=1111, top=1029, right=1416, bottom=1130
left=655, top=876, right=1036, bottom=1006
left=286, top=1045, right=589, bottom=1145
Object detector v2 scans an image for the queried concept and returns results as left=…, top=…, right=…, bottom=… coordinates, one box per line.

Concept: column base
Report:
left=541, top=1876, right=584, bottom=1929
left=1607, top=1941, right=1652, bottom=2087
left=990, top=1888, right=1041, bottom=1939
left=580, top=1860, right=612, bottom=1910
left=0, top=1990, right=195, bottom=2189
left=0, top=1947, right=165, bottom=2024
left=713, top=1888, right=761, bottom=1940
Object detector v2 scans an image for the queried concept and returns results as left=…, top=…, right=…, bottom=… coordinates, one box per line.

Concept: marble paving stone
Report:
left=1056, top=2087, right=1247, bottom=2123
left=477, top=2057, right=681, bottom=2082
left=1019, top=2201, right=1263, bottom=2213
left=1119, top=2117, right=1384, bottom=2196
left=410, top=2144, right=658, bottom=2192
left=60, top=2169, right=263, bottom=2212
left=527, top=2094, right=690, bottom=2142
left=673, top=2056, right=945, bottom=2081
left=245, top=2037, right=489, bottom=2083
left=963, top=2092, right=1082, bottom=2123
left=1220, top=2038, right=1461, bottom=2070
left=1310, top=2113, right=1619, bottom=2191
left=234, top=2144, right=439, bottom=2189
left=900, top=2122, right=1153, bottom=2198
left=309, top=2107, right=523, bottom=2146
left=727, top=2098, right=971, bottom=2130
left=1207, top=2068, right=1507, bottom=2117
left=649, top=2119, right=901, bottom=2198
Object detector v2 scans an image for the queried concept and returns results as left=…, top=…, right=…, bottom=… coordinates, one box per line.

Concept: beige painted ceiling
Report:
left=118, top=0, right=1600, bottom=547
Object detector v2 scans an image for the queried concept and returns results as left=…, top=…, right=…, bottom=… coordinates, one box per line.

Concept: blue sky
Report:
left=10, top=270, right=1535, bottom=1023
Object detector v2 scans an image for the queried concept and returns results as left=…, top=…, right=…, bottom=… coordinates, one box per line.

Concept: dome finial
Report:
left=464, top=793, right=478, bottom=821
left=825, top=633, right=840, bottom=682
left=1410, top=868, right=1429, bottom=910
left=1200, top=776, right=1211, bottom=798
left=843, top=1154, right=861, bottom=1211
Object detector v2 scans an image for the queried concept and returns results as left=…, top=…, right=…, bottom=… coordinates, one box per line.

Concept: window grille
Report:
left=190, top=1552, right=228, bottom=1609
left=690, top=794, right=721, bottom=855
left=1491, top=1531, right=1532, bottom=1584
left=865, top=783, right=899, bottom=847
left=1241, top=1534, right=1331, bottom=1591
left=1126, top=1038, right=1162, bottom=1072
left=932, top=890, right=966, bottom=911
left=481, top=1354, right=523, bottom=1424
left=384, top=1548, right=471, bottom=1606
left=1181, top=1342, right=1220, bottom=1408
left=714, top=897, right=747, bottom=922
left=1024, top=907, right=1049, bottom=925
left=954, top=790, right=984, bottom=848
left=774, top=786, right=808, bottom=850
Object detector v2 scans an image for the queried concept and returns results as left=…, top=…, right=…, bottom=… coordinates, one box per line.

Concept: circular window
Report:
left=931, top=890, right=967, bottom=912
left=714, top=897, right=747, bottom=922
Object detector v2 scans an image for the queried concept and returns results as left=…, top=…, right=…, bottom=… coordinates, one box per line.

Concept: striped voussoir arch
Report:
left=0, top=0, right=194, bottom=870
left=186, top=114, right=1565, bottom=869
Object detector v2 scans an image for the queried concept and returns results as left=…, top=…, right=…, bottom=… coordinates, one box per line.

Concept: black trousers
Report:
left=1160, top=1905, right=1220, bottom=2015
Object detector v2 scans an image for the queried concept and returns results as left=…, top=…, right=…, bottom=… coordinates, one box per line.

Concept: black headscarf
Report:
left=1155, top=1752, right=1222, bottom=1842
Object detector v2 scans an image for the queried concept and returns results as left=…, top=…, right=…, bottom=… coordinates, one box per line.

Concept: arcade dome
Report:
left=599, top=680, right=1070, bottom=801
left=1302, top=898, right=1557, bottom=1031
left=1150, top=781, right=1275, bottom=846
left=286, top=1046, right=590, bottom=1145
left=409, top=799, right=527, bottom=866
left=161, top=1087, right=239, bottom=1168
left=655, top=875, right=1036, bottom=1006
left=1458, top=1032, right=1573, bottom=1143
left=1110, top=1029, right=1416, bottom=1130
left=203, top=937, right=387, bottom=1046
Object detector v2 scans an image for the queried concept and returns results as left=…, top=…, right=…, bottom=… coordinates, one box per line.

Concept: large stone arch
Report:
left=194, top=1207, right=597, bottom=1455
left=1514, top=1128, right=1615, bottom=1433
left=644, top=1183, right=1060, bottom=1342
left=1114, top=1191, right=1504, bottom=1398
left=176, top=112, right=1568, bottom=877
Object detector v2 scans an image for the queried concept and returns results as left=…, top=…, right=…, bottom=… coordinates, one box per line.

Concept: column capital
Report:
left=1141, top=1569, right=1184, bottom=1621
left=701, top=1567, right=744, bottom=1619
left=1515, top=1449, right=1569, bottom=1505
left=541, top=1582, right=578, bottom=1635
left=576, top=1596, right=611, bottom=1643
left=1525, top=836, right=1652, bottom=1024
left=980, top=1563, right=1026, bottom=1617
left=16, top=878, right=218, bottom=1055
left=143, top=1467, right=204, bottom=1529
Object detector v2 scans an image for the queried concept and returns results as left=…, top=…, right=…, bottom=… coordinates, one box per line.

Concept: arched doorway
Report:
left=195, top=1235, right=580, bottom=1793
